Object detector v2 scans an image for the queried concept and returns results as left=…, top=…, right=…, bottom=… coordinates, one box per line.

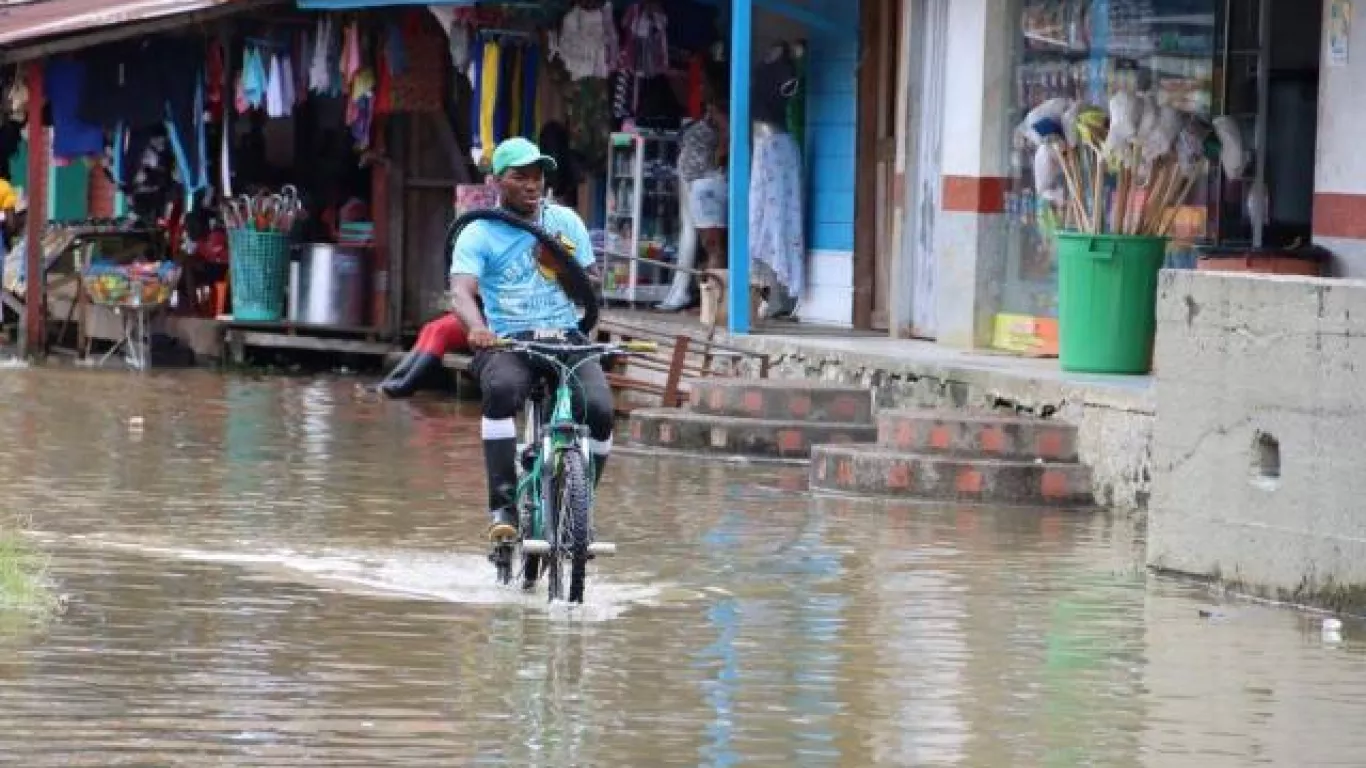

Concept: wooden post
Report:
left=369, top=115, right=390, bottom=334
left=21, top=59, right=47, bottom=359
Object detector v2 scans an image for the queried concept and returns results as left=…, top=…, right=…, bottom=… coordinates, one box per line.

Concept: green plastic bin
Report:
left=1056, top=232, right=1168, bottom=375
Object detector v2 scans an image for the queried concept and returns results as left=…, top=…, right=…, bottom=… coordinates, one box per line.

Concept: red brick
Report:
left=777, top=429, right=805, bottom=453
left=886, top=462, right=912, bottom=490
left=930, top=426, right=952, bottom=450
left=742, top=390, right=764, bottom=415
left=1040, top=470, right=1071, bottom=499
left=893, top=420, right=915, bottom=449
left=956, top=469, right=983, bottom=495
left=979, top=426, right=1006, bottom=454
left=1036, top=430, right=1066, bottom=460
left=832, top=395, right=861, bottom=420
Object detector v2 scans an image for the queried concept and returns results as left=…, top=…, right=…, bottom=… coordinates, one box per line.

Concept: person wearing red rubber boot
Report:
left=378, top=313, right=471, bottom=398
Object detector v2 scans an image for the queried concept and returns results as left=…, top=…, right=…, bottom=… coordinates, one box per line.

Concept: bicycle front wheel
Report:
left=546, top=447, right=593, bottom=604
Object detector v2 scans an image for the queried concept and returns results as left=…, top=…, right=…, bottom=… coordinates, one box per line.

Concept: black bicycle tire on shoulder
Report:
left=554, top=448, right=593, bottom=603
left=445, top=207, right=600, bottom=333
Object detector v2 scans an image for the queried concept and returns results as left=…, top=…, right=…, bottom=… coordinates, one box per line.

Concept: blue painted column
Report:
left=726, top=0, right=753, bottom=335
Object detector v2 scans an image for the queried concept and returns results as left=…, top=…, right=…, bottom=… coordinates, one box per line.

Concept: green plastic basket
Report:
left=228, top=228, right=292, bottom=322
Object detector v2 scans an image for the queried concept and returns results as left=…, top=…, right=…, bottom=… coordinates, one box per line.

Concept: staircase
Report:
left=809, top=409, right=1094, bottom=507
left=628, top=379, right=877, bottom=459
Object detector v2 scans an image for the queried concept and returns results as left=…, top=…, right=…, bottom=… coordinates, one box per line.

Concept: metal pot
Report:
left=294, top=243, right=369, bottom=327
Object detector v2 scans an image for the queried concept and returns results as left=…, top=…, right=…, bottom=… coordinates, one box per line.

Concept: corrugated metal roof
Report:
left=0, top=0, right=245, bottom=46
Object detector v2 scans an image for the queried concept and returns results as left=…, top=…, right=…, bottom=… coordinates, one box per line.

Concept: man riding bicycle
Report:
left=449, top=137, right=614, bottom=543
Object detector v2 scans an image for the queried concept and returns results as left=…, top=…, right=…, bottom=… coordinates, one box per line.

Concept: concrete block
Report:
left=810, top=444, right=1093, bottom=507
left=688, top=379, right=874, bottom=424
left=1149, top=269, right=1366, bottom=610
left=876, top=409, right=1079, bottom=462
left=628, top=409, right=876, bottom=459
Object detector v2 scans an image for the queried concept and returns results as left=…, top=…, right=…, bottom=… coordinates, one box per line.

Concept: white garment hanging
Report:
left=309, top=16, right=332, bottom=93
left=549, top=2, right=617, bottom=81
left=265, top=54, right=285, bottom=118
left=279, top=54, right=296, bottom=114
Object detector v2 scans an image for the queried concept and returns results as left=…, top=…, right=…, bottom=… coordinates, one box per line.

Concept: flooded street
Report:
left=0, top=369, right=1364, bottom=766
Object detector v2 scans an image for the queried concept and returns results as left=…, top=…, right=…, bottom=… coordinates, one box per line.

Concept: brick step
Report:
left=689, top=378, right=874, bottom=424
left=876, top=409, right=1079, bottom=462
left=628, top=409, right=877, bottom=459
left=810, top=444, right=1094, bottom=507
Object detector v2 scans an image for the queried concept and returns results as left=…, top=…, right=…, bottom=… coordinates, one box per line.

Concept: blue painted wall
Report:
left=803, top=0, right=859, bottom=253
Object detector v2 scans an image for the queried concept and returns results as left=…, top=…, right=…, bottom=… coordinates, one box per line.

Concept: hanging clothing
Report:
left=310, top=16, right=334, bottom=93
left=494, top=42, right=515, bottom=142
left=342, top=23, right=363, bottom=86
left=468, top=51, right=484, bottom=165
left=748, top=131, right=805, bottom=294
left=280, top=54, right=297, bottom=114
left=548, top=2, right=617, bottom=81
left=207, top=40, right=226, bottom=121
left=243, top=47, right=269, bottom=110
left=265, top=54, right=286, bottom=118
left=786, top=51, right=806, bottom=149
left=686, top=54, right=704, bottom=119
left=620, top=3, right=669, bottom=78
left=566, top=76, right=610, bottom=168
left=44, top=59, right=105, bottom=159
left=520, top=46, right=539, bottom=138
left=478, top=40, right=501, bottom=167
left=508, top=45, right=523, bottom=137
left=610, top=66, right=633, bottom=120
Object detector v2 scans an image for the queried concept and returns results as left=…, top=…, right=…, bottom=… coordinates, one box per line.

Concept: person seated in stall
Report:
left=377, top=310, right=474, bottom=399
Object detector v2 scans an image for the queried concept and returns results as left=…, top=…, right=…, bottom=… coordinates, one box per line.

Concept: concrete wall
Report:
left=1148, top=269, right=1366, bottom=611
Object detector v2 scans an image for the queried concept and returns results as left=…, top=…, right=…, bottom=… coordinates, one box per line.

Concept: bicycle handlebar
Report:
left=491, top=338, right=657, bottom=355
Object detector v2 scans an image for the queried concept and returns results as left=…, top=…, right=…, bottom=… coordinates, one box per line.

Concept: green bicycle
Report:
left=489, top=336, right=655, bottom=604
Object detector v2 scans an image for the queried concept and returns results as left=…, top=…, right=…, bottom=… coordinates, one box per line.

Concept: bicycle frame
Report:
left=514, top=344, right=603, bottom=544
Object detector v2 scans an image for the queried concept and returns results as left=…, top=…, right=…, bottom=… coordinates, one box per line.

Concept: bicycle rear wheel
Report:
left=544, top=448, right=593, bottom=604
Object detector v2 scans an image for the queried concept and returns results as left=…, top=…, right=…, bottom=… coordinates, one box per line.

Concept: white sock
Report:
left=481, top=417, right=516, bottom=441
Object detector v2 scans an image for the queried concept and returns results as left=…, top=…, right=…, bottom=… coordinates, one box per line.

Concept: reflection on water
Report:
left=0, top=369, right=1363, bottom=766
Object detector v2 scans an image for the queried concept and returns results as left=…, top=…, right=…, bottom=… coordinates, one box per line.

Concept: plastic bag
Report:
left=1034, top=143, right=1065, bottom=205
left=1212, top=116, right=1246, bottom=179
left=1018, top=97, right=1072, bottom=146
left=1103, top=91, right=1140, bottom=158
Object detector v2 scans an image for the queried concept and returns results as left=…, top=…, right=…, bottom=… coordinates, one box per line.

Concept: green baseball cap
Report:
left=491, top=137, right=558, bottom=175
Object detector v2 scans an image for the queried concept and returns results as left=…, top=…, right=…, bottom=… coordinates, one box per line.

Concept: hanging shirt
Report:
left=265, top=54, right=285, bottom=118
left=548, top=3, right=617, bottom=81
left=45, top=59, right=105, bottom=159
left=310, top=16, right=333, bottom=93
left=620, top=4, right=669, bottom=78
left=280, top=54, right=297, bottom=114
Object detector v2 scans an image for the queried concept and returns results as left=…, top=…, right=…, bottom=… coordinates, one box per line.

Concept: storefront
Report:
left=0, top=0, right=468, bottom=364
left=990, top=0, right=1322, bottom=355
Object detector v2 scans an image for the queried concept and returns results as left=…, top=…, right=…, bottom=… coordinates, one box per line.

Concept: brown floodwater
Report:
left=0, top=367, right=1363, bottom=766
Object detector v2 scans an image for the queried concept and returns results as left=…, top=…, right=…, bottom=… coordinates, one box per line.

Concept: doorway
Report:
left=855, top=0, right=903, bottom=330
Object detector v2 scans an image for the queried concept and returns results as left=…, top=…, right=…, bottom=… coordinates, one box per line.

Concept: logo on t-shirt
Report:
left=535, top=234, right=578, bottom=282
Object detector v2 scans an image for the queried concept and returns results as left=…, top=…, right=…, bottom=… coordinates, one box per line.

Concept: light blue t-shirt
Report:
left=449, top=203, right=596, bottom=336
